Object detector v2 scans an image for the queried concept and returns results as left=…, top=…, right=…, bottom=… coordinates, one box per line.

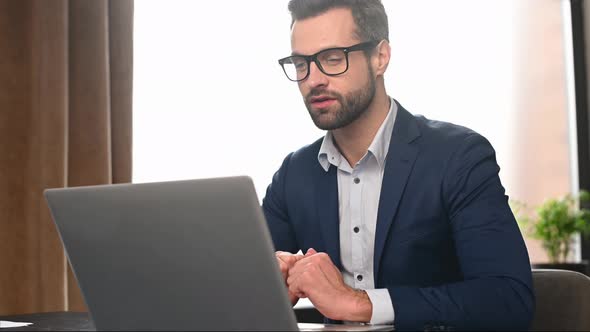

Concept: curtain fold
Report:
left=0, top=0, right=133, bottom=315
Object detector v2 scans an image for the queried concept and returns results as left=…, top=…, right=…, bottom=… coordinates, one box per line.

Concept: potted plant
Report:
left=511, top=191, right=590, bottom=275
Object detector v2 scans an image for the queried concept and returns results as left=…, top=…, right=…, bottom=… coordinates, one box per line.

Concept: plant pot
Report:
left=532, top=260, right=589, bottom=276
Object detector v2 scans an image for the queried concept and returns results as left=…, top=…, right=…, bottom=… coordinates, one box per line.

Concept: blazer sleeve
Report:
left=387, top=134, right=535, bottom=331
left=262, top=152, right=299, bottom=253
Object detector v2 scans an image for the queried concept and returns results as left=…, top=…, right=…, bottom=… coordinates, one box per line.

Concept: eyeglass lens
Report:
left=282, top=49, right=348, bottom=81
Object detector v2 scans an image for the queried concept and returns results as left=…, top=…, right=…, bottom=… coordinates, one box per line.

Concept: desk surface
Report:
left=0, top=312, right=400, bottom=331
left=0, top=312, right=94, bottom=331
left=0, top=308, right=323, bottom=331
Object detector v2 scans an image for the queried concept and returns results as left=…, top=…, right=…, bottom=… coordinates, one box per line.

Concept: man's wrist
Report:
left=341, top=288, right=373, bottom=322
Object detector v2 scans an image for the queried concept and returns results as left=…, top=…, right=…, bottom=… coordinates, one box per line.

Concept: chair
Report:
left=530, top=269, right=590, bottom=331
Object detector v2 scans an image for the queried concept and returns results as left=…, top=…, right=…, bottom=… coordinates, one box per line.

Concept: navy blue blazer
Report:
left=262, top=102, right=534, bottom=331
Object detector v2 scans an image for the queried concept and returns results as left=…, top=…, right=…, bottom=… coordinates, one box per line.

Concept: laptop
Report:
left=45, top=176, right=393, bottom=331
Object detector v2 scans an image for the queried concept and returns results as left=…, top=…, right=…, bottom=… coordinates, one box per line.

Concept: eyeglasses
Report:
left=278, top=40, right=380, bottom=82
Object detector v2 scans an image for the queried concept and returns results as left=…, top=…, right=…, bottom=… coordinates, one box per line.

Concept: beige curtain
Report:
left=0, top=0, right=133, bottom=314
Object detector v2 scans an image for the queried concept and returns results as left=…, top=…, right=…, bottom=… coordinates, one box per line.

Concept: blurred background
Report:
left=133, top=0, right=574, bottom=263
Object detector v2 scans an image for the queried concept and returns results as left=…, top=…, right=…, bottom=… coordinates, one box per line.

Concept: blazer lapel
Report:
left=316, top=165, right=342, bottom=270
left=374, top=104, right=421, bottom=279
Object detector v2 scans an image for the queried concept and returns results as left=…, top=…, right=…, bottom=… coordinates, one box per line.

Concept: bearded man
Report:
left=263, top=1, right=534, bottom=330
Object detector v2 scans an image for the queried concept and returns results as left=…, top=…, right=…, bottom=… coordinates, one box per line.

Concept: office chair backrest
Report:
left=530, top=269, right=590, bottom=331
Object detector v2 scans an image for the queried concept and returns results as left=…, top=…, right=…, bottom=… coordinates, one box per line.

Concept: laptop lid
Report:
left=45, top=176, right=298, bottom=331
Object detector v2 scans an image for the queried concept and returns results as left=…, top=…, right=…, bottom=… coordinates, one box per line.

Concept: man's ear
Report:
left=372, top=40, right=391, bottom=76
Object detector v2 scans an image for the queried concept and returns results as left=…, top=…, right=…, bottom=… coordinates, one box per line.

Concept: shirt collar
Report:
left=317, top=97, right=398, bottom=172
left=367, top=97, right=397, bottom=170
left=318, top=130, right=342, bottom=172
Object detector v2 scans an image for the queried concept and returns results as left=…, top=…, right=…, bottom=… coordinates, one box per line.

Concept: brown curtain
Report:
left=0, top=0, right=133, bottom=315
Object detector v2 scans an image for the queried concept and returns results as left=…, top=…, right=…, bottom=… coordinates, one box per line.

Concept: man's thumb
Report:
left=305, top=248, right=318, bottom=256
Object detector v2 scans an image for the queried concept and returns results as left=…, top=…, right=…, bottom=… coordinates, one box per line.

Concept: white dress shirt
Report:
left=317, top=97, right=397, bottom=325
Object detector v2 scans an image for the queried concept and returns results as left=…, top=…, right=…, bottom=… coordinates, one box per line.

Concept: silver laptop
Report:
left=45, top=176, right=393, bottom=331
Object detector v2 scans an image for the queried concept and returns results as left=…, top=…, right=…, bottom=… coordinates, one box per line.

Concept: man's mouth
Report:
left=310, top=95, right=337, bottom=108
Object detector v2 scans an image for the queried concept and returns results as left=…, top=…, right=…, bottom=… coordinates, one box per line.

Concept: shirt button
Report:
left=357, top=274, right=363, bottom=282
left=353, top=227, right=360, bottom=233
left=353, top=178, right=360, bottom=184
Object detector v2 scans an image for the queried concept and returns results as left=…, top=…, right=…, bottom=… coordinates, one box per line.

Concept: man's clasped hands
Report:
left=275, top=249, right=372, bottom=322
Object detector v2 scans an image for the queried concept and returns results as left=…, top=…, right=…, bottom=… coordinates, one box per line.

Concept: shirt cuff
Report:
left=365, top=288, right=395, bottom=325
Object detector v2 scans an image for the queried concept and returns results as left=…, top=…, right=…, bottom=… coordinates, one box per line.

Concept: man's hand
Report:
left=275, top=251, right=305, bottom=305
left=287, top=248, right=373, bottom=322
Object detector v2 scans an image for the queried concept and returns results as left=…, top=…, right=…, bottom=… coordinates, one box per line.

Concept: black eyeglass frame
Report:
left=278, top=40, right=381, bottom=82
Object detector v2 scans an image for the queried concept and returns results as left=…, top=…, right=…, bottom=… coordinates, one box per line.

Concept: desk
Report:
left=0, top=307, right=321, bottom=331
left=0, top=312, right=93, bottom=331
left=0, top=311, right=402, bottom=331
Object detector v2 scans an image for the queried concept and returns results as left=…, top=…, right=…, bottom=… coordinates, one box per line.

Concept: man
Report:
left=262, top=0, right=534, bottom=330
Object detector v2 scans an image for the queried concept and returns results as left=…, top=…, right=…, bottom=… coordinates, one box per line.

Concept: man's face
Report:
left=291, top=8, right=376, bottom=131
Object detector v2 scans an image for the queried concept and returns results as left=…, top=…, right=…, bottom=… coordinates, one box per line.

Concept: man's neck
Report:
left=332, top=87, right=390, bottom=168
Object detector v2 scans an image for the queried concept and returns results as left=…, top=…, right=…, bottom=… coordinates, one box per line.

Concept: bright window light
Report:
left=133, top=0, right=516, bottom=200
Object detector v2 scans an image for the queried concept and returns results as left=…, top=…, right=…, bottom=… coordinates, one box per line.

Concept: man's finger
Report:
left=277, top=252, right=305, bottom=266
left=286, top=267, right=302, bottom=286
left=288, top=278, right=307, bottom=299
left=276, top=259, right=288, bottom=278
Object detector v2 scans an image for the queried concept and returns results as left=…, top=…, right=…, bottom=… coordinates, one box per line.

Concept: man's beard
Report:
left=304, top=72, right=376, bottom=131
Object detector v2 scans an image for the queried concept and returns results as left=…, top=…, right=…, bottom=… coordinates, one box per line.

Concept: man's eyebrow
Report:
left=291, top=45, right=349, bottom=57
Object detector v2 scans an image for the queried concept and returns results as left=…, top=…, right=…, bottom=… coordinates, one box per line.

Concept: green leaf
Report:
left=509, top=191, right=590, bottom=262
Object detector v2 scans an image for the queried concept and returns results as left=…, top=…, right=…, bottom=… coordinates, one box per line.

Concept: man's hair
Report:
left=288, top=0, right=389, bottom=42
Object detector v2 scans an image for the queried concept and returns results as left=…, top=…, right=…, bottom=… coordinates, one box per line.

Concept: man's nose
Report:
left=305, top=61, right=328, bottom=89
